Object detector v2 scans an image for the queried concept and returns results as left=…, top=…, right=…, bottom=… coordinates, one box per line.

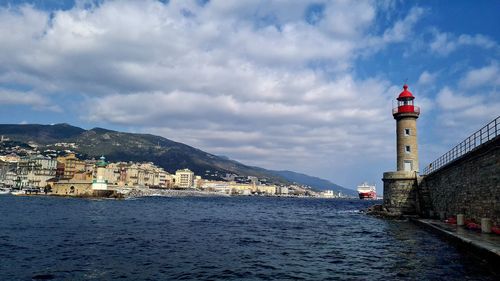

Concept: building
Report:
left=256, top=185, right=277, bottom=195
left=103, top=162, right=123, bottom=186
left=0, top=153, right=20, bottom=163
left=51, top=180, right=93, bottom=196
left=322, top=190, right=337, bottom=198
left=28, top=155, right=57, bottom=187
left=228, top=183, right=255, bottom=194
left=226, top=182, right=277, bottom=195
left=160, top=171, right=174, bottom=188
left=8, top=155, right=56, bottom=188
left=124, top=163, right=139, bottom=186
left=175, top=169, right=195, bottom=188
left=56, top=153, right=86, bottom=180
left=276, top=186, right=289, bottom=195
left=0, top=155, right=19, bottom=187
left=200, top=180, right=231, bottom=193
left=13, top=157, right=33, bottom=188
left=121, top=162, right=171, bottom=187
left=3, top=171, right=17, bottom=187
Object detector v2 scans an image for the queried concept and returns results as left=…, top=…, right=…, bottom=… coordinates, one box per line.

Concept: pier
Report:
left=412, top=218, right=500, bottom=263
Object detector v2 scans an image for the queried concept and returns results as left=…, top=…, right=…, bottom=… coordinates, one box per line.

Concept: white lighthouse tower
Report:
left=92, top=156, right=108, bottom=191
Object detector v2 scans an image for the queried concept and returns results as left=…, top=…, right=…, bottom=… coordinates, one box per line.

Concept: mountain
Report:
left=0, top=123, right=286, bottom=183
left=271, top=170, right=357, bottom=196
left=0, top=123, right=85, bottom=143
left=0, top=123, right=351, bottom=193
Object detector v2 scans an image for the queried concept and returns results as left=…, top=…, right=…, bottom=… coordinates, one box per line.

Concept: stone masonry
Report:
left=383, top=171, right=419, bottom=215
left=396, top=116, right=419, bottom=172
left=418, top=136, right=500, bottom=225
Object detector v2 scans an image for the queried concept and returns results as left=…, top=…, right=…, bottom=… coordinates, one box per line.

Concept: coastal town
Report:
left=0, top=137, right=344, bottom=199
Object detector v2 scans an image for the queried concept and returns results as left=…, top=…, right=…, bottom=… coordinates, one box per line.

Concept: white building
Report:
left=277, top=186, right=289, bottom=195
left=322, top=190, right=338, bottom=198
left=175, top=169, right=195, bottom=188
left=29, top=155, right=57, bottom=187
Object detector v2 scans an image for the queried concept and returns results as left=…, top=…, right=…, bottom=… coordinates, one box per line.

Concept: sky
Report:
left=0, top=0, right=499, bottom=191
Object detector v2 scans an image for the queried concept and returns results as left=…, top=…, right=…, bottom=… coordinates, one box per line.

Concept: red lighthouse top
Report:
left=392, top=84, right=420, bottom=118
left=397, top=84, right=414, bottom=100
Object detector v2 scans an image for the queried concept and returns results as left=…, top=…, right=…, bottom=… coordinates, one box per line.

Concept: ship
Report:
left=357, top=182, right=376, bottom=200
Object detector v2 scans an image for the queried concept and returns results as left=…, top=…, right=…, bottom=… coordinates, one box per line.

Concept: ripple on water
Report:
left=31, top=274, right=56, bottom=280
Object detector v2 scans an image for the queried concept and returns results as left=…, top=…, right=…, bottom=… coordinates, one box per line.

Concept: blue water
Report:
left=0, top=195, right=497, bottom=281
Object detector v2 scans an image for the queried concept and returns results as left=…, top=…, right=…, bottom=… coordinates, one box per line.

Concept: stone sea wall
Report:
left=382, top=171, right=419, bottom=215
left=418, top=136, right=500, bottom=225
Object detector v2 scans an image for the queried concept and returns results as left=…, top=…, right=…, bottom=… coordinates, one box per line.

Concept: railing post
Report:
left=495, top=118, right=498, bottom=135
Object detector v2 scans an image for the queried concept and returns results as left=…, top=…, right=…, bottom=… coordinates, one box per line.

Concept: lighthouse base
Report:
left=92, top=190, right=116, bottom=198
left=382, top=171, right=420, bottom=216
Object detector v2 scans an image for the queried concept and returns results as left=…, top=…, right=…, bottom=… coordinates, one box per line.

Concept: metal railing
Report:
left=422, top=116, right=500, bottom=175
left=392, top=105, right=420, bottom=115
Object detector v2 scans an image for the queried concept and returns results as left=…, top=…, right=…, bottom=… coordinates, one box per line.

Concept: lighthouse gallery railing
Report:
left=422, top=115, right=500, bottom=175
left=392, top=105, right=420, bottom=115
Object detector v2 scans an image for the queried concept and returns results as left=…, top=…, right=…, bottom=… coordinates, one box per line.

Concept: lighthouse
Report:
left=393, top=85, right=420, bottom=172
left=382, top=84, right=422, bottom=215
left=92, top=156, right=108, bottom=191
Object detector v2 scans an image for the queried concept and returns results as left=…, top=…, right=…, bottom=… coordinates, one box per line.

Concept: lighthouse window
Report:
left=405, top=146, right=411, bottom=153
left=404, top=128, right=410, bottom=136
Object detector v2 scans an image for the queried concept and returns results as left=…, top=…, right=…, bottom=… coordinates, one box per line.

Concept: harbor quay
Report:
left=411, top=218, right=500, bottom=264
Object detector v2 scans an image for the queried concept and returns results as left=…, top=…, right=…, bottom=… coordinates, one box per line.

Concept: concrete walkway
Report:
left=412, top=218, right=500, bottom=263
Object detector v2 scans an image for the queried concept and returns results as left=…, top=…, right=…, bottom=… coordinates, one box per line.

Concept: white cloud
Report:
left=86, top=72, right=397, bottom=185
left=0, top=1, right=427, bottom=96
left=433, top=78, right=499, bottom=147
left=430, top=31, right=497, bottom=56
left=417, top=71, right=437, bottom=85
left=354, top=6, right=425, bottom=57
left=0, top=1, right=441, bottom=187
left=320, top=0, right=376, bottom=38
left=460, top=63, right=500, bottom=89
left=0, top=88, right=60, bottom=111
left=458, top=34, right=496, bottom=48
left=436, top=87, right=483, bottom=110
left=382, top=7, right=424, bottom=42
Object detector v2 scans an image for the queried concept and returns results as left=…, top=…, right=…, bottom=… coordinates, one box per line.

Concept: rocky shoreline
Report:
left=364, top=204, right=409, bottom=220
left=124, top=187, right=230, bottom=198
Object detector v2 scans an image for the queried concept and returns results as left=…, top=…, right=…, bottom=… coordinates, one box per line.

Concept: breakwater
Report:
left=125, top=187, right=229, bottom=198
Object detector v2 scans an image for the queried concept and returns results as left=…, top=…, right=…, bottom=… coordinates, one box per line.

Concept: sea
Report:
left=0, top=195, right=497, bottom=281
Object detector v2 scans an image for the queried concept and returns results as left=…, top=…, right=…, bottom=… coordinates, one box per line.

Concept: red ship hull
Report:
left=358, top=191, right=376, bottom=200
